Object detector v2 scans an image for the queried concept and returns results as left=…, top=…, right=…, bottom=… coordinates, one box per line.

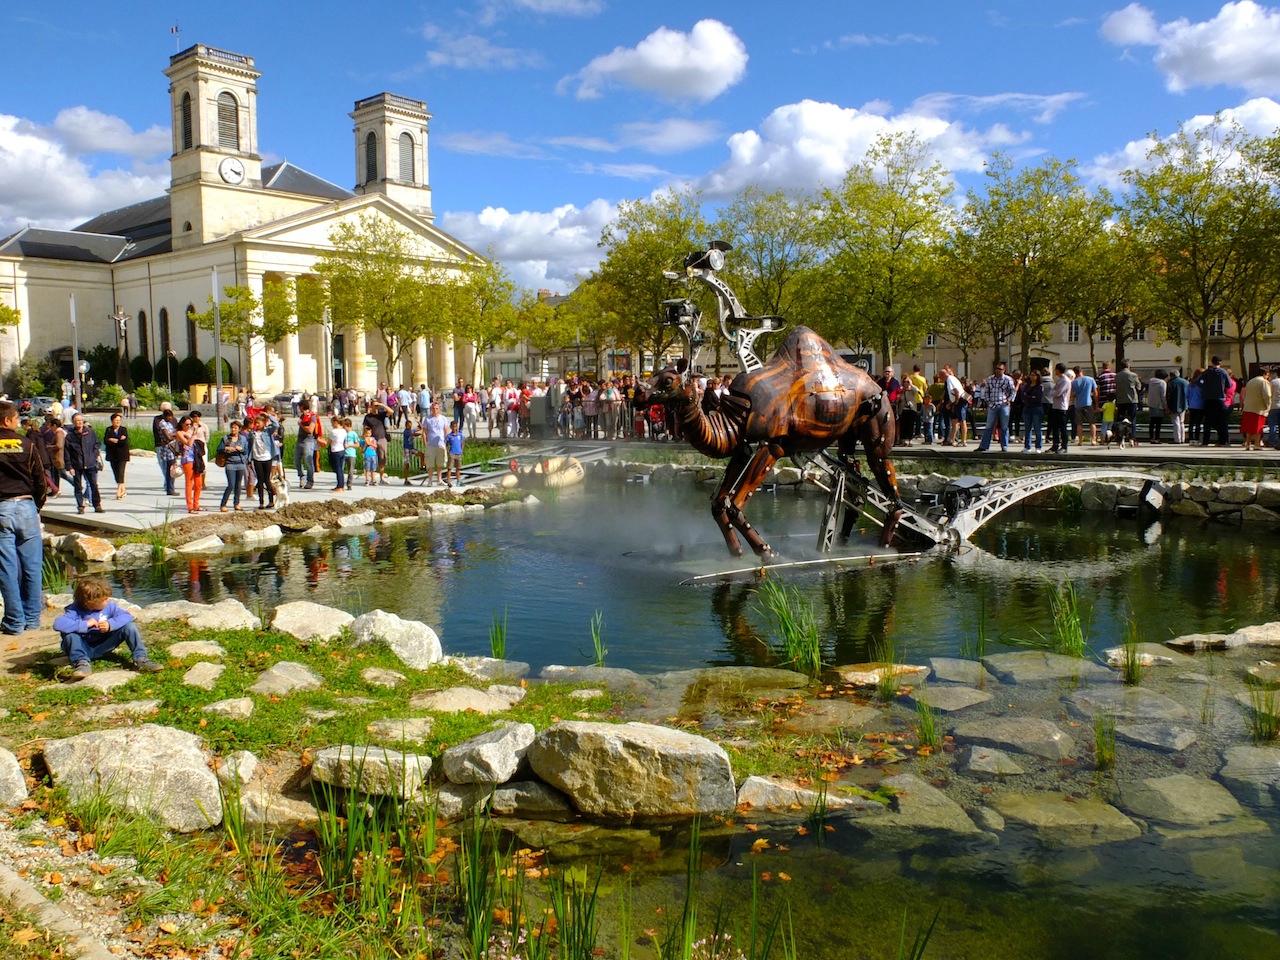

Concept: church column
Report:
left=412, top=337, right=429, bottom=388
left=277, top=274, right=301, bottom=390
left=245, top=270, right=273, bottom=394
left=349, top=326, right=370, bottom=393
left=435, top=335, right=456, bottom=393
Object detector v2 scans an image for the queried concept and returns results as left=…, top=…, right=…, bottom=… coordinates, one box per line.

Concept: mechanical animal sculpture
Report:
left=644, top=243, right=905, bottom=559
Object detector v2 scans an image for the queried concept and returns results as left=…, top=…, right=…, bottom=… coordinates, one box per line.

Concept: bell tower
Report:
left=164, top=44, right=264, bottom=250
left=350, top=93, right=433, bottom=220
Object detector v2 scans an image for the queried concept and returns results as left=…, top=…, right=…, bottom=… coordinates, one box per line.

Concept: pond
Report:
left=105, top=479, right=1280, bottom=959
left=110, top=480, right=1280, bottom=675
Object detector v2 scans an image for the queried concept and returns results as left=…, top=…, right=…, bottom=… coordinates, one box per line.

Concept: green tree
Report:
left=515, top=289, right=572, bottom=377
left=0, top=302, right=19, bottom=335
left=815, top=131, right=953, bottom=362
left=452, top=258, right=516, bottom=386
left=191, top=284, right=288, bottom=394
left=315, top=212, right=454, bottom=384
left=557, top=277, right=622, bottom=376
left=1121, top=118, right=1272, bottom=369
left=935, top=244, right=991, bottom=378
left=957, top=153, right=1108, bottom=371
left=596, top=187, right=708, bottom=371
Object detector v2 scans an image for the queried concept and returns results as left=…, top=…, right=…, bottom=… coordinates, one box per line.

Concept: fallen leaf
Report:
left=4, top=642, right=17, bottom=652
left=45, top=871, right=63, bottom=885
left=158, top=921, right=178, bottom=933
left=743, top=823, right=759, bottom=833
left=11, top=928, right=42, bottom=944
left=750, top=838, right=770, bottom=854
left=29, top=712, right=49, bottom=723
left=778, top=872, right=792, bottom=882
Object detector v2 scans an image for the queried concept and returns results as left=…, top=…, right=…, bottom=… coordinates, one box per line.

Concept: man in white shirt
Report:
left=417, top=384, right=431, bottom=417
left=1049, top=363, right=1074, bottom=454
left=944, top=365, right=969, bottom=446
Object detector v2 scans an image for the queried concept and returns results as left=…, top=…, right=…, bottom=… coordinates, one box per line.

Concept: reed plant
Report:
left=41, top=554, right=69, bottom=594
left=872, top=637, right=901, bottom=702
left=548, top=861, right=605, bottom=960
left=898, top=907, right=940, bottom=960
left=1094, top=713, right=1116, bottom=770
left=489, top=607, right=509, bottom=660
left=756, top=577, right=825, bottom=678
left=958, top=594, right=989, bottom=669
left=457, top=810, right=502, bottom=960
left=589, top=610, right=607, bottom=667
left=145, top=507, right=173, bottom=563
left=1048, top=581, right=1089, bottom=658
left=1120, top=614, right=1144, bottom=686
left=914, top=695, right=942, bottom=750
left=660, top=818, right=704, bottom=960
left=1246, top=686, right=1280, bottom=743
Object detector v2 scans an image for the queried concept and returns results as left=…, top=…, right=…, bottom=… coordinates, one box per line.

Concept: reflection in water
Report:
left=105, top=483, right=1280, bottom=674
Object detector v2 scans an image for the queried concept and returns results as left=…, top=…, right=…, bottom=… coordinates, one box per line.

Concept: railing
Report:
left=171, top=44, right=254, bottom=69
left=353, top=92, right=426, bottom=113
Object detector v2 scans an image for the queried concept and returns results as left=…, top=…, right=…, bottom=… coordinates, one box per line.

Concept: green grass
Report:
left=1048, top=581, right=1089, bottom=658
left=589, top=610, right=607, bottom=667
left=1246, top=686, right=1280, bottom=743
left=755, top=578, right=825, bottom=678
left=41, top=554, right=69, bottom=594
left=1094, top=713, right=1116, bottom=771
left=1121, top=614, right=1144, bottom=687
left=914, top=695, right=942, bottom=750
left=489, top=607, right=509, bottom=660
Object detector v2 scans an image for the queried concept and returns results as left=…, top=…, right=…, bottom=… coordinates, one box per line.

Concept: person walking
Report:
left=103, top=412, right=130, bottom=499
left=976, top=361, right=1015, bottom=453
left=65, top=413, right=104, bottom=515
left=41, top=416, right=70, bottom=496
left=152, top=403, right=178, bottom=496
left=328, top=416, right=348, bottom=491
left=1115, top=360, right=1142, bottom=445
left=0, top=400, right=47, bottom=636
left=217, top=420, right=248, bottom=511
left=1197, top=357, right=1232, bottom=447
left=1146, top=371, right=1168, bottom=444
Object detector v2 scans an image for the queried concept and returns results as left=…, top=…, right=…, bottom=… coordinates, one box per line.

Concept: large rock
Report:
left=113, top=542, right=160, bottom=566
left=539, top=665, right=653, bottom=692
left=367, top=717, right=435, bottom=743
left=183, top=662, right=225, bottom=691
left=1218, top=745, right=1280, bottom=805
left=78, top=670, right=137, bottom=693
left=1236, top=622, right=1280, bottom=646
left=1064, top=687, right=1190, bottom=723
left=65, top=534, right=116, bottom=564
left=249, top=661, right=323, bottom=696
left=188, top=598, right=259, bottom=631
left=928, top=657, right=997, bottom=686
left=1101, top=643, right=1181, bottom=668
left=0, top=747, right=27, bottom=806
left=962, top=746, right=1026, bottom=777
left=310, top=745, right=432, bottom=800
left=1115, top=722, right=1197, bottom=752
left=1257, top=482, right=1280, bottom=509
left=239, top=789, right=319, bottom=834
left=1217, top=481, right=1257, bottom=504
left=216, top=751, right=258, bottom=787
left=1118, top=774, right=1244, bottom=826
left=177, top=535, right=225, bottom=555
left=42, top=724, right=222, bottom=832
left=228, top=525, right=283, bottom=546
left=856, top=773, right=981, bottom=844
left=953, top=717, right=1075, bottom=760
left=136, top=599, right=206, bottom=624
left=442, top=723, right=536, bottom=784
left=991, top=793, right=1140, bottom=847
left=736, top=776, right=888, bottom=817
left=490, top=781, right=575, bottom=819
left=831, top=663, right=930, bottom=687
left=528, top=721, right=736, bottom=818
left=908, top=685, right=993, bottom=713
left=1165, top=632, right=1247, bottom=651
left=410, top=687, right=516, bottom=715
left=981, top=652, right=1113, bottom=684
left=349, top=610, right=442, bottom=670
left=445, top=656, right=531, bottom=682
left=337, top=510, right=376, bottom=528
left=271, top=601, right=353, bottom=641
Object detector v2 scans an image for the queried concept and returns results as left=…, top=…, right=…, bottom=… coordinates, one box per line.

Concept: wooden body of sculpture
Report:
left=646, top=325, right=904, bottom=558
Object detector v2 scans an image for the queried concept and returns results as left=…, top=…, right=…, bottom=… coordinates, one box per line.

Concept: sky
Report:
left=5, top=2, right=1280, bottom=294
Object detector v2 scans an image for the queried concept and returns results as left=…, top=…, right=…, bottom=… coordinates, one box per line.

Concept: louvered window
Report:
left=365, top=132, right=378, bottom=183
left=186, top=305, right=198, bottom=355
left=180, top=93, right=193, bottom=151
left=138, top=311, right=149, bottom=363
left=217, top=92, right=240, bottom=150
left=159, top=308, right=171, bottom=357
left=399, top=133, right=414, bottom=183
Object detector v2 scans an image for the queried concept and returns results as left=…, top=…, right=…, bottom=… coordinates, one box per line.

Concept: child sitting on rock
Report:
left=54, top=576, right=162, bottom=680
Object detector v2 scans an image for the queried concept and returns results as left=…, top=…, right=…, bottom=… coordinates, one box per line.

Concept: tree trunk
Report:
left=1238, top=339, right=1248, bottom=379
left=1115, top=334, right=1127, bottom=368
left=1086, top=333, right=1097, bottom=376
left=1018, top=328, right=1031, bottom=373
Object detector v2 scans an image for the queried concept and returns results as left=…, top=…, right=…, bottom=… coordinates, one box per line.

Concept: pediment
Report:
left=239, top=195, right=481, bottom=265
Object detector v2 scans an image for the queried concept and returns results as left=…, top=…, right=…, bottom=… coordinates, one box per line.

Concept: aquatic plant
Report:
left=958, top=594, right=989, bottom=681
left=1120, top=614, right=1144, bottom=686
left=1246, top=686, right=1280, bottom=743
left=590, top=610, right=607, bottom=667
left=898, top=907, right=940, bottom=960
left=755, top=577, right=825, bottom=677
left=548, top=861, right=605, bottom=960
left=145, top=507, right=174, bottom=563
left=660, top=818, right=704, bottom=960
left=1094, top=713, right=1116, bottom=770
left=914, top=695, right=942, bottom=750
left=872, top=637, right=901, bottom=702
left=457, top=809, right=502, bottom=960
left=1048, top=581, right=1089, bottom=658
left=41, top=554, right=69, bottom=594
left=489, top=607, right=509, bottom=660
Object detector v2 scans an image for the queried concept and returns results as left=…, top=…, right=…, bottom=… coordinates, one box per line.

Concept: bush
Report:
left=134, top=381, right=182, bottom=411
left=130, top=355, right=153, bottom=387
left=3, top=352, right=59, bottom=398
left=177, top=355, right=206, bottom=391
left=94, top=383, right=125, bottom=407
left=205, top=356, right=235, bottom=386
left=87, top=343, right=119, bottom=385
left=153, top=355, right=179, bottom=388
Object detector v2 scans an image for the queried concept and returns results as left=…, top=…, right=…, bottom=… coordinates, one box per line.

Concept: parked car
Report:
left=25, top=397, right=56, bottom=417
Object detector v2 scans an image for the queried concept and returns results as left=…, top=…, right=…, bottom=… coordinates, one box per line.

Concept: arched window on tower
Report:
left=186, top=305, right=198, bottom=356
left=180, top=92, right=193, bottom=151
left=365, top=132, right=378, bottom=184
left=398, top=133, right=414, bottom=184
left=137, top=310, right=149, bottom=363
left=159, top=308, right=171, bottom=358
left=217, top=92, right=240, bottom=150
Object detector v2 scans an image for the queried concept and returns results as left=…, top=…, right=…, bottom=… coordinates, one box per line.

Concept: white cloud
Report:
left=577, top=162, right=669, bottom=180
left=420, top=24, right=543, bottom=70
left=0, top=112, right=168, bottom=236
left=1101, top=2, right=1280, bottom=95
left=548, top=118, right=720, bottom=155
left=692, top=99, right=1025, bottom=199
left=439, top=199, right=616, bottom=290
left=1086, top=96, right=1280, bottom=186
left=437, top=131, right=546, bottom=158
left=509, top=0, right=602, bottom=13
left=563, top=19, right=748, bottom=102
left=50, top=106, right=169, bottom=160
left=910, top=91, right=1085, bottom=124
left=826, top=33, right=936, bottom=48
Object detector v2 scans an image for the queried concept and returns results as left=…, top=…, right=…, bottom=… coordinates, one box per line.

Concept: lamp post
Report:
left=212, top=266, right=224, bottom=425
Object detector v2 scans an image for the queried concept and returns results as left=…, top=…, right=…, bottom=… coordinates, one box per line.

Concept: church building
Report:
left=0, top=43, right=482, bottom=397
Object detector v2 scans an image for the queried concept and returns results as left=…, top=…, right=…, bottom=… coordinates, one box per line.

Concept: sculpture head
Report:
left=643, top=358, right=693, bottom=405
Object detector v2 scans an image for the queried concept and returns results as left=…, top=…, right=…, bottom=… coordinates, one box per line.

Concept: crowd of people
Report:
left=876, top=357, right=1280, bottom=453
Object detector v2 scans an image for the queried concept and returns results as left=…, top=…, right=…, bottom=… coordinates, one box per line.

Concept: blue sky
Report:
left=4, top=2, right=1280, bottom=292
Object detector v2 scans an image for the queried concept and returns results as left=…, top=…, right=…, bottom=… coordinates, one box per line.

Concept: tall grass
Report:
left=41, top=554, right=69, bottom=594
left=914, top=695, right=942, bottom=750
left=1246, top=686, right=1280, bottom=743
left=489, top=607, right=509, bottom=660
left=898, top=907, right=940, bottom=960
left=1121, top=614, right=1144, bottom=686
left=1048, top=581, right=1089, bottom=658
left=589, top=610, right=607, bottom=667
left=1094, top=713, right=1116, bottom=770
left=756, top=577, right=825, bottom=677
left=548, top=862, right=604, bottom=960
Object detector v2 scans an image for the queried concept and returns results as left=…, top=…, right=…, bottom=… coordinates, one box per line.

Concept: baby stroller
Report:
left=647, top=403, right=668, bottom=441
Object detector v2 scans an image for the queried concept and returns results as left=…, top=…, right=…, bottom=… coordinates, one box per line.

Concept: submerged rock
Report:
left=953, top=717, right=1075, bottom=760
left=856, top=773, right=982, bottom=845
left=928, top=657, right=997, bottom=686
left=1218, top=745, right=1280, bottom=805
left=962, top=746, right=1026, bottom=777
left=990, top=792, right=1140, bottom=847
left=1115, top=722, right=1197, bottom=752
left=528, top=721, right=736, bottom=818
left=908, top=685, right=993, bottom=713
left=1118, top=774, right=1244, bottom=826
left=981, top=651, right=1113, bottom=684
left=779, top=700, right=880, bottom=735
left=736, top=775, right=888, bottom=817
left=1064, top=687, right=1191, bottom=723
left=831, top=663, right=930, bottom=687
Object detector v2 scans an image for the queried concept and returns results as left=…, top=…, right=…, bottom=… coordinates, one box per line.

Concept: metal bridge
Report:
left=427, top=442, right=615, bottom=489
left=795, top=454, right=1163, bottom=549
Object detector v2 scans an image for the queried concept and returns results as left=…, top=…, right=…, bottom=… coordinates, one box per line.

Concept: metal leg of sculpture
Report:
left=857, top=409, right=904, bottom=548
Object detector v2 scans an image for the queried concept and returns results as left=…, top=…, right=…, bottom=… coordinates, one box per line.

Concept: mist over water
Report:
left=109, top=482, right=1280, bottom=672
